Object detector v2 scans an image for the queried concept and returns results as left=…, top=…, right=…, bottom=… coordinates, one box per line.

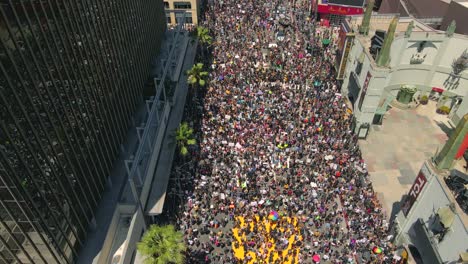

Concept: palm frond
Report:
left=180, top=146, right=188, bottom=156
left=188, top=76, right=197, bottom=84
left=137, top=225, right=185, bottom=264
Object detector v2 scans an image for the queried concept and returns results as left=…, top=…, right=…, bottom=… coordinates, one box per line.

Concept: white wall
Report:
left=343, top=31, right=468, bottom=130
left=398, top=40, right=441, bottom=66
left=389, top=37, right=405, bottom=67
left=439, top=37, right=468, bottom=68
left=452, top=90, right=468, bottom=124
left=389, top=68, right=430, bottom=86
left=395, top=163, right=468, bottom=263
left=431, top=71, right=450, bottom=89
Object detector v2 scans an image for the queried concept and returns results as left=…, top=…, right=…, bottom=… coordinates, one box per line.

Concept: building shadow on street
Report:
left=435, top=120, right=455, bottom=138
left=389, top=194, right=408, bottom=224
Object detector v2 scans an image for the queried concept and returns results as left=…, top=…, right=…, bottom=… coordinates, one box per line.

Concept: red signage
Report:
left=318, top=4, right=363, bottom=15
left=455, top=132, right=468, bottom=159
left=338, top=24, right=348, bottom=52
left=401, top=171, right=428, bottom=216
left=337, top=36, right=353, bottom=80
left=357, top=72, right=371, bottom=110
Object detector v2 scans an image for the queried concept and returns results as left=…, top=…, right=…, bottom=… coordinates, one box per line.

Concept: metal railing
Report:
left=415, top=17, right=443, bottom=25
left=121, top=11, right=188, bottom=221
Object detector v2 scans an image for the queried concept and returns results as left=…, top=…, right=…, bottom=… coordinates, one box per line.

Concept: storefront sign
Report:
left=338, top=23, right=349, bottom=52
left=328, top=0, right=365, bottom=7
left=357, top=72, right=371, bottom=111
left=317, top=4, right=363, bottom=15
left=337, top=34, right=354, bottom=80
left=401, top=171, right=428, bottom=216
left=335, top=23, right=349, bottom=70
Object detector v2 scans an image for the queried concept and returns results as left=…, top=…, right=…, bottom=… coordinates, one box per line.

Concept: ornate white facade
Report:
left=340, top=16, right=468, bottom=134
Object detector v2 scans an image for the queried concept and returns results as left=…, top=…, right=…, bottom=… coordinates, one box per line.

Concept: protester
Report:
left=176, top=0, right=398, bottom=263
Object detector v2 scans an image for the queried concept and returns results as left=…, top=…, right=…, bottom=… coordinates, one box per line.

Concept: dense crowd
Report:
left=175, top=0, right=400, bottom=263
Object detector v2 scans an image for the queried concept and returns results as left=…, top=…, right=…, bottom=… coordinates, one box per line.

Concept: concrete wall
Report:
left=452, top=91, right=468, bottom=125
left=341, top=30, right=468, bottom=130
left=438, top=37, right=468, bottom=68
left=120, top=210, right=145, bottom=264
left=395, top=162, right=468, bottom=263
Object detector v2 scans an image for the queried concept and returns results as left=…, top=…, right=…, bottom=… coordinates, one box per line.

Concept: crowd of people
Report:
left=174, top=0, right=401, bottom=263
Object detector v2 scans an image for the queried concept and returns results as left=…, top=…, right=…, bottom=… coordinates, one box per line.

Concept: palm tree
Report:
left=196, top=26, right=212, bottom=45
left=186, top=63, right=208, bottom=99
left=175, top=122, right=196, bottom=156
left=137, top=225, right=186, bottom=264
left=196, top=26, right=212, bottom=57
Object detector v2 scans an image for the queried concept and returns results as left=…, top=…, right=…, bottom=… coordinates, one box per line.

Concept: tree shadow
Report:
left=435, top=120, right=454, bottom=138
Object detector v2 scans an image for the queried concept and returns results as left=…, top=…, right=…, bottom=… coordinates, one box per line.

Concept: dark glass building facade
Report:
left=0, top=1, right=166, bottom=263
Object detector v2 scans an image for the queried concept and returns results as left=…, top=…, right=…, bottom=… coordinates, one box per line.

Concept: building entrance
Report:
left=347, top=71, right=361, bottom=108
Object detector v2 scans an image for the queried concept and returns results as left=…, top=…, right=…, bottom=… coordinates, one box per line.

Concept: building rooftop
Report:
left=430, top=162, right=468, bottom=228
left=346, top=14, right=435, bottom=36
left=458, top=1, right=468, bottom=8
left=343, top=15, right=441, bottom=66
left=378, top=0, right=409, bottom=17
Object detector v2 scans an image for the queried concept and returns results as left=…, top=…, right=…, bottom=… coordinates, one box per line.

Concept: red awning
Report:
left=317, top=4, right=364, bottom=15
left=432, top=87, right=444, bottom=93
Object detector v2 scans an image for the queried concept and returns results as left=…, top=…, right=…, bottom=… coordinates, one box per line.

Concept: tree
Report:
left=186, top=63, right=208, bottom=99
left=175, top=122, right=196, bottom=156
left=197, top=26, right=212, bottom=45
left=196, top=26, right=212, bottom=56
left=137, top=225, right=186, bottom=264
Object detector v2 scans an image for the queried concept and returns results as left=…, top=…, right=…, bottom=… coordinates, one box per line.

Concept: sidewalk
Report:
left=145, top=37, right=198, bottom=216
left=359, top=101, right=450, bottom=220
left=76, top=30, right=196, bottom=264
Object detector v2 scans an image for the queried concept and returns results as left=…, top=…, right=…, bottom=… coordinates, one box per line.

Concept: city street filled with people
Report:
left=172, top=0, right=400, bottom=263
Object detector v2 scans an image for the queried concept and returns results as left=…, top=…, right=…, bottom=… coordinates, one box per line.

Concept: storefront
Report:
left=317, top=0, right=364, bottom=25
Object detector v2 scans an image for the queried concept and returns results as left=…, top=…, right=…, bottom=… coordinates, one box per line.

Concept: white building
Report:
left=339, top=15, right=468, bottom=137
left=392, top=160, right=468, bottom=263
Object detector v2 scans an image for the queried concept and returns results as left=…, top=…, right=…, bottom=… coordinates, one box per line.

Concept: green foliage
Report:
left=196, top=26, right=212, bottom=46
left=186, top=63, right=208, bottom=87
left=175, top=122, right=196, bottom=156
left=420, top=95, right=428, bottom=104
left=437, top=105, right=451, bottom=115
left=376, top=17, right=398, bottom=67
left=20, top=179, right=28, bottom=188
left=137, top=225, right=186, bottom=264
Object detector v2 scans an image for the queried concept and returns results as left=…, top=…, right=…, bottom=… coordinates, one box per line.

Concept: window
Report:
left=175, top=12, right=184, bottom=24
left=355, top=52, right=364, bottom=76
left=175, top=12, right=193, bottom=24
left=166, top=15, right=171, bottom=24
left=185, top=12, right=193, bottom=24
left=174, top=1, right=191, bottom=9
left=164, top=1, right=169, bottom=8
left=355, top=62, right=362, bottom=76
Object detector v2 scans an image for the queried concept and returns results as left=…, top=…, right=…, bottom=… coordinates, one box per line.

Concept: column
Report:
left=434, top=114, right=468, bottom=169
